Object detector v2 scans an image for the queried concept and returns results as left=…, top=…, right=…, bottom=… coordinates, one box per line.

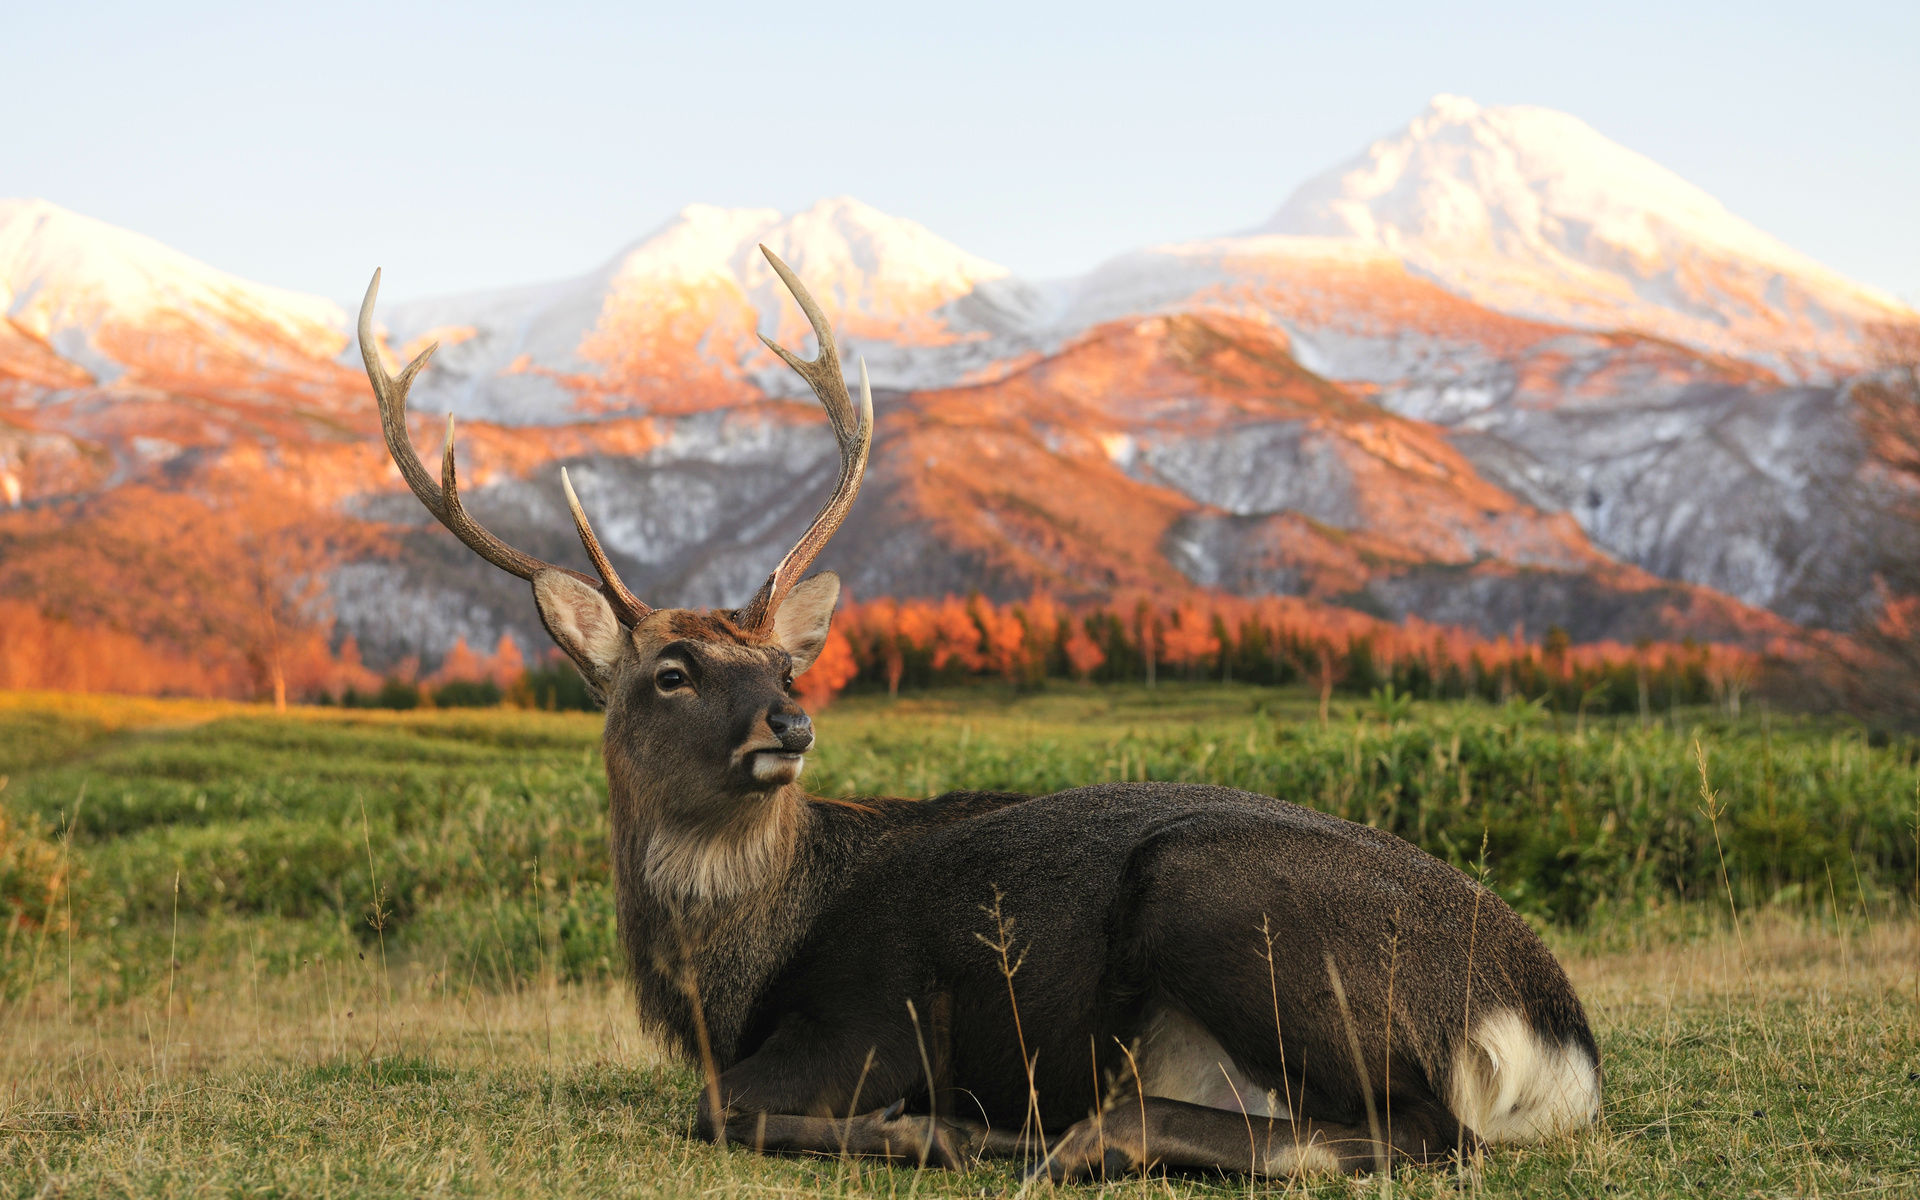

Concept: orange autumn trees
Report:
left=0, top=481, right=381, bottom=703
left=793, top=627, right=858, bottom=708
left=1158, top=602, right=1223, bottom=678
left=829, top=591, right=1748, bottom=716
left=0, top=481, right=1754, bottom=719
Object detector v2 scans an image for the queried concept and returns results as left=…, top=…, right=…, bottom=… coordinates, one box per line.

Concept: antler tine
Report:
left=361, top=269, right=450, bottom=520
left=737, top=246, right=874, bottom=631
left=754, top=246, right=863, bottom=445
left=561, top=468, right=650, bottom=624
left=359, top=270, right=649, bottom=622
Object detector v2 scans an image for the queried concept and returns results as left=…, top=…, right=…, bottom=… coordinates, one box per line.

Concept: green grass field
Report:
left=3, top=684, right=1918, bottom=1197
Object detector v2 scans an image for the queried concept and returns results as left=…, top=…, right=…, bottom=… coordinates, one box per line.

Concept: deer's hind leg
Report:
left=1027, top=1004, right=1478, bottom=1182
left=1029, top=1095, right=1476, bottom=1183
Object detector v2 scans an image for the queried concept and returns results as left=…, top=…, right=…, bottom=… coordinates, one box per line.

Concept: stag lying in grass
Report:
left=356, top=251, right=1600, bottom=1180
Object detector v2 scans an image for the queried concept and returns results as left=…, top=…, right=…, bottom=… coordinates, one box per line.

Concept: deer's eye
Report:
left=656, top=667, right=688, bottom=693
left=782, top=671, right=795, bottom=691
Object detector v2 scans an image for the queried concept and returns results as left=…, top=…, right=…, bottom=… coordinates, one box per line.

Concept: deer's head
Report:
left=358, top=248, right=871, bottom=858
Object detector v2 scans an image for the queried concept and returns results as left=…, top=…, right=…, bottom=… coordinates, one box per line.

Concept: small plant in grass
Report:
left=1368, top=682, right=1414, bottom=725
left=0, top=779, right=82, bottom=996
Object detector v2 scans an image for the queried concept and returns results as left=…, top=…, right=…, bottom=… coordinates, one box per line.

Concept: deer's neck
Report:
left=607, top=765, right=823, bottom=1063
left=636, top=783, right=806, bottom=906
left=605, top=742, right=805, bottom=901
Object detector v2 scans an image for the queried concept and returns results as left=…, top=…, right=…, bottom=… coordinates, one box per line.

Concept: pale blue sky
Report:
left=8, top=0, right=1917, bottom=305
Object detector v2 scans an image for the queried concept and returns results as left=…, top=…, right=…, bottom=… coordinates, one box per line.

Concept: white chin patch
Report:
left=750, top=752, right=805, bottom=784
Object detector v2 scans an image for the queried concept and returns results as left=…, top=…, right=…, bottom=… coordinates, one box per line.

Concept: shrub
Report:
left=509, top=664, right=597, bottom=711
left=341, top=680, right=420, bottom=709
left=432, top=679, right=502, bottom=708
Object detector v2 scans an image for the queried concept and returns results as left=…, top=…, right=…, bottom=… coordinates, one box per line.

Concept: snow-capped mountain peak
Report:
left=762, top=195, right=1010, bottom=289
left=598, top=195, right=1012, bottom=321
left=602, top=203, right=785, bottom=283
left=1259, top=95, right=1908, bottom=375
left=380, top=197, right=1029, bottom=421
left=0, top=197, right=347, bottom=379
left=1270, top=95, right=1801, bottom=267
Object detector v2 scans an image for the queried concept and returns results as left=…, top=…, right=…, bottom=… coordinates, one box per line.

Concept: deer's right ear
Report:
left=533, top=570, right=626, bottom=691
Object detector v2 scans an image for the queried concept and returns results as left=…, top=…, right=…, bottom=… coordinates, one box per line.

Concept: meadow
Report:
left=2, top=684, right=1918, bottom=1197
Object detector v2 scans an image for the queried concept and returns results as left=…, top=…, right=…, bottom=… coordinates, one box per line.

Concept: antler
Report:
left=358, top=270, right=651, bottom=626
left=736, top=245, right=874, bottom=631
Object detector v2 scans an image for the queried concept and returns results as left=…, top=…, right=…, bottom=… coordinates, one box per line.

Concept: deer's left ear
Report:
left=533, top=569, right=626, bottom=696
left=772, top=571, right=840, bottom=675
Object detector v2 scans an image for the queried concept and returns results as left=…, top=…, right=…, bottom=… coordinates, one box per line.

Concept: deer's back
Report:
left=763, top=781, right=1590, bottom=1129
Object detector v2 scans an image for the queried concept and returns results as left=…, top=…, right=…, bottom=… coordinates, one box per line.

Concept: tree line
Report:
left=277, top=591, right=1756, bottom=720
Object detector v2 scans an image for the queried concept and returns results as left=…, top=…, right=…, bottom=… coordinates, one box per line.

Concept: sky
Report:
left=8, top=0, right=1918, bottom=306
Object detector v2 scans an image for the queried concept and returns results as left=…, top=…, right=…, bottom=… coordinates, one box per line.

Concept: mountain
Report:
left=0, top=200, right=370, bottom=522
left=377, top=197, right=1047, bottom=423
left=366, top=97, right=1917, bottom=427
left=0, top=198, right=351, bottom=393
left=2, top=87, right=1911, bottom=680
left=1256, top=95, right=1908, bottom=378
left=1040, top=97, right=1918, bottom=619
left=329, top=312, right=1784, bottom=666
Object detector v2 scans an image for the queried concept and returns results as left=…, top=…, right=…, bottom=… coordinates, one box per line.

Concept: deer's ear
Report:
left=773, top=571, right=840, bottom=675
left=533, top=570, right=626, bottom=693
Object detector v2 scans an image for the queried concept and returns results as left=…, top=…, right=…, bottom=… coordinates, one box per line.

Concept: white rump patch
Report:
left=1447, top=1008, right=1600, bottom=1143
left=1134, top=1006, right=1286, bottom=1119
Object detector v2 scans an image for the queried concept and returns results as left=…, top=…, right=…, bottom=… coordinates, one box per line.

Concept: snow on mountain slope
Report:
left=1258, top=95, right=1910, bottom=378
left=380, top=197, right=1047, bottom=423
left=0, top=316, right=92, bottom=397
left=1056, top=233, right=1567, bottom=389
left=0, top=198, right=350, bottom=387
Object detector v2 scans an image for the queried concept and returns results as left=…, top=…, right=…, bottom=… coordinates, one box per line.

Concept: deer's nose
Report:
left=766, top=704, right=814, bottom=753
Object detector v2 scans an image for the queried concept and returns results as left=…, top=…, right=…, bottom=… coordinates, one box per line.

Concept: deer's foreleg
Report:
left=694, top=999, right=1026, bottom=1168
left=702, top=1098, right=1025, bottom=1167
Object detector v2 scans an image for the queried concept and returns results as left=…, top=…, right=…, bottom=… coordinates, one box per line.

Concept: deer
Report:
left=355, top=249, right=1601, bottom=1181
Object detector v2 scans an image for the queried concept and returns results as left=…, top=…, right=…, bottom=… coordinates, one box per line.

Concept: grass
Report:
left=3, top=683, right=1919, bottom=1196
